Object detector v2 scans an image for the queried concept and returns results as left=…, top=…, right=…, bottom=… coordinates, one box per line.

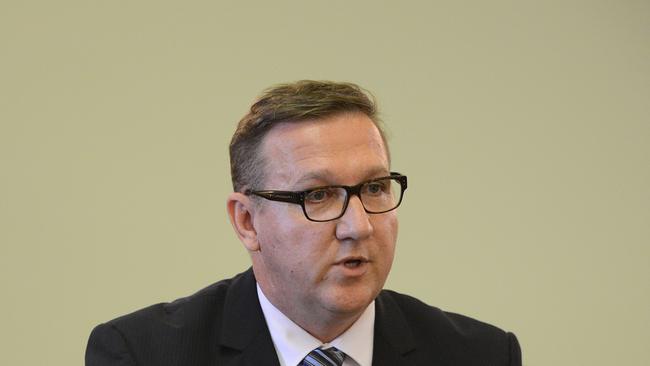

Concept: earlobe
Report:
left=226, top=192, right=260, bottom=252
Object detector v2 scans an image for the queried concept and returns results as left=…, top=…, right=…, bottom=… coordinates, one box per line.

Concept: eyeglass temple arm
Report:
left=247, top=190, right=303, bottom=204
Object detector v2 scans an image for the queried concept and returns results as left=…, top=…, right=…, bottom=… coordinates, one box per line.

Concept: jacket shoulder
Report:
left=380, top=289, right=506, bottom=337
left=376, top=289, right=521, bottom=365
left=108, top=270, right=239, bottom=330
left=86, top=270, right=253, bottom=365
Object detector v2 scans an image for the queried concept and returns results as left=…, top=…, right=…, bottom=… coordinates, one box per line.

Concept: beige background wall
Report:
left=1, top=1, right=648, bottom=365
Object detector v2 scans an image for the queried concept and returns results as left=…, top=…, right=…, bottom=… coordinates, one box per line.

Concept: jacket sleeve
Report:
left=507, top=332, right=522, bottom=366
left=86, top=323, right=137, bottom=366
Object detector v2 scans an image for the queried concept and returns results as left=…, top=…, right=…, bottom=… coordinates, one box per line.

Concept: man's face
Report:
left=250, top=112, right=398, bottom=319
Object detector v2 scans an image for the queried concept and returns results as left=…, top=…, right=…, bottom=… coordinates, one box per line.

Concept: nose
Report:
left=335, top=195, right=373, bottom=241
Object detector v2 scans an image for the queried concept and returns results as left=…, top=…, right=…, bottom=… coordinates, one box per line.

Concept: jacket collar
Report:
left=218, top=268, right=280, bottom=365
left=216, top=269, right=417, bottom=366
left=372, top=290, right=417, bottom=365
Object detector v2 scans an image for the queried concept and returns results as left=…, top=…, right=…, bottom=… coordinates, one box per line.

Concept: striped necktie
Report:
left=300, top=346, right=346, bottom=366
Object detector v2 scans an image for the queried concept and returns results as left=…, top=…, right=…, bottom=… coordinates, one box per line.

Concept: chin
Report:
left=322, top=285, right=379, bottom=315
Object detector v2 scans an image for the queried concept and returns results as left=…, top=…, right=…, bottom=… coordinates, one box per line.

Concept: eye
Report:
left=305, top=188, right=332, bottom=203
left=364, top=181, right=386, bottom=195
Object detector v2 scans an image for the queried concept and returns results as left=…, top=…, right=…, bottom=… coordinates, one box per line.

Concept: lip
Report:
left=334, top=256, right=370, bottom=277
left=334, top=255, right=369, bottom=265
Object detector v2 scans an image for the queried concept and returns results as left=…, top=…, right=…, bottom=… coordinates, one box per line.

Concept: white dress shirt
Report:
left=257, top=284, right=375, bottom=366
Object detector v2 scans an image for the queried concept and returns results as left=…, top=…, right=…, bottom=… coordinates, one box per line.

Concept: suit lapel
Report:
left=218, top=269, right=280, bottom=366
left=216, top=272, right=421, bottom=366
left=372, top=291, right=417, bottom=366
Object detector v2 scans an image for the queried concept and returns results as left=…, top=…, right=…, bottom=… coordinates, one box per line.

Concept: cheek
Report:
left=375, top=212, right=399, bottom=244
left=290, top=225, right=342, bottom=283
left=256, top=204, right=302, bottom=245
left=257, top=210, right=336, bottom=272
left=293, top=224, right=339, bottom=264
left=373, top=214, right=398, bottom=266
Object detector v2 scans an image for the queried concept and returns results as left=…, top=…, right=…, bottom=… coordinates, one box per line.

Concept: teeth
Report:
left=344, top=260, right=361, bottom=268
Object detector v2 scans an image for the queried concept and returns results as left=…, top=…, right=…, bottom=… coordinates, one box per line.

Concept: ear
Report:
left=226, top=192, right=260, bottom=252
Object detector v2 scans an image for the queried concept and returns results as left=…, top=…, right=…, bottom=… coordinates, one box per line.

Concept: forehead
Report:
left=259, top=113, right=389, bottom=187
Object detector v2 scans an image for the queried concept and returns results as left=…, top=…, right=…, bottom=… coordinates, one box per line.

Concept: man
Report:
left=86, top=80, right=522, bottom=365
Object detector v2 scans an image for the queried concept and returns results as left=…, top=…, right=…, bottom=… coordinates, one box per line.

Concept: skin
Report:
left=227, top=112, right=398, bottom=342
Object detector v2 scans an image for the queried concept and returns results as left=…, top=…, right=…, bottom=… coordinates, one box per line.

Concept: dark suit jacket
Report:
left=86, top=269, right=521, bottom=365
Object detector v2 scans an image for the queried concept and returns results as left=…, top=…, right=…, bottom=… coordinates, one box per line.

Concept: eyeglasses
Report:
left=245, top=172, right=407, bottom=222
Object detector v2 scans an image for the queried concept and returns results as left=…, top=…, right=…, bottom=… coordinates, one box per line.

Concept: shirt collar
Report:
left=257, top=284, right=375, bottom=366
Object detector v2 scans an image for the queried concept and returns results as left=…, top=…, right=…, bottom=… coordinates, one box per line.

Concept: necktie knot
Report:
left=301, top=346, right=346, bottom=366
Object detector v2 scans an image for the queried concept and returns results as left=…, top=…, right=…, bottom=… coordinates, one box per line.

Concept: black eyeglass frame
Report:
left=244, top=172, right=408, bottom=222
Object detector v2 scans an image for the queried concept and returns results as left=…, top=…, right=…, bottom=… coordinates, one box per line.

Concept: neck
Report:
left=285, top=305, right=364, bottom=343
left=255, top=274, right=367, bottom=343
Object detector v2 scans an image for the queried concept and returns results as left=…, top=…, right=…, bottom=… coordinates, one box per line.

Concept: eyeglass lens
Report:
left=303, top=177, right=401, bottom=221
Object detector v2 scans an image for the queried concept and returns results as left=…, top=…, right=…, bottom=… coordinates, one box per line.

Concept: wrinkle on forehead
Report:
left=260, top=113, right=389, bottom=189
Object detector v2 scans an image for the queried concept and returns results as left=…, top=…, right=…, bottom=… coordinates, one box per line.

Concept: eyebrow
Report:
left=294, top=166, right=391, bottom=188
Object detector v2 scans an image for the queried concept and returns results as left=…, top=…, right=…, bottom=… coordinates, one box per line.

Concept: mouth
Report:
left=343, top=259, right=364, bottom=268
left=336, top=257, right=369, bottom=268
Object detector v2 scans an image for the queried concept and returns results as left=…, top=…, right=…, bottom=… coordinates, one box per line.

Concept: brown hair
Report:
left=229, top=80, right=389, bottom=192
